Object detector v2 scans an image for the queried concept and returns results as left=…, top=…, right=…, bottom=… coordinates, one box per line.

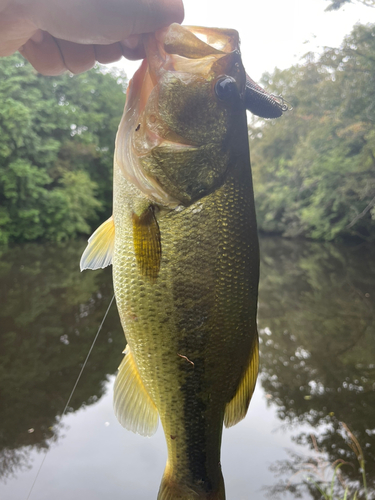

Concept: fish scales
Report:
left=113, top=142, right=258, bottom=494
left=79, top=23, right=283, bottom=500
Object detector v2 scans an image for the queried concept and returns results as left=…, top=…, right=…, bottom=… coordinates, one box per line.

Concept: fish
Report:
left=80, top=23, right=285, bottom=500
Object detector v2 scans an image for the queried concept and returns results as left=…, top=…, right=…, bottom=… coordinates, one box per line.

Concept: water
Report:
left=0, top=237, right=374, bottom=499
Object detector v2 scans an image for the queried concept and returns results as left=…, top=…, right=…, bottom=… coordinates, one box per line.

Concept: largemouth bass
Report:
left=81, top=24, right=285, bottom=500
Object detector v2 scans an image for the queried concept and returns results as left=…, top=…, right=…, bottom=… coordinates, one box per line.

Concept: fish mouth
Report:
left=128, top=24, right=244, bottom=128
left=115, top=25, right=245, bottom=207
left=146, top=24, right=242, bottom=83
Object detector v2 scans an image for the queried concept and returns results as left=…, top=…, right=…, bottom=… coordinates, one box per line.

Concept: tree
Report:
left=250, top=24, right=375, bottom=241
left=0, top=54, right=127, bottom=244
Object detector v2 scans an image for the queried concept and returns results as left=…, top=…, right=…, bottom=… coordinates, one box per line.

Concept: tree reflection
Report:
left=1, top=237, right=374, bottom=494
left=0, top=241, right=124, bottom=480
left=258, top=237, right=375, bottom=498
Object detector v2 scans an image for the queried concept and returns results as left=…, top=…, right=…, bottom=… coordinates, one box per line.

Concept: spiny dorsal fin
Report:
left=114, top=345, right=159, bottom=437
left=224, top=336, right=259, bottom=428
left=80, top=216, right=115, bottom=271
left=132, top=206, right=161, bottom=282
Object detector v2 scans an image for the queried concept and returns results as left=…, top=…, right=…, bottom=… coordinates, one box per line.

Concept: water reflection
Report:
left=0, top=241, right=123, bottom=480
left=0, top=237, right=374, bottom=498
left=258, top=237, right=375, bottom=498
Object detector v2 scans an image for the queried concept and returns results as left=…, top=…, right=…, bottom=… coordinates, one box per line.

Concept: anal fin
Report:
left=224, top=335, right=259, bottom=428
left=114, top=345, right=159, bottom=436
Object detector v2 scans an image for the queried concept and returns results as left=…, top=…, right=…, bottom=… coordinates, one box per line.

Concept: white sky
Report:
left=114, top=0, right=375, bottom=82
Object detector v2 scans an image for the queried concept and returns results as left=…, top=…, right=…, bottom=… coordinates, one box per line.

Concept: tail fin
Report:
left=157, top=469, right=225, bottom=500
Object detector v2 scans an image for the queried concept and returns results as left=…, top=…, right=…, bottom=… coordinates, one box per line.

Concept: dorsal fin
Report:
left=224, top=336, right=259, bottom=427
left=114, top=345, right=159, bottom=437
left=80, top=216, right=115, bottom=271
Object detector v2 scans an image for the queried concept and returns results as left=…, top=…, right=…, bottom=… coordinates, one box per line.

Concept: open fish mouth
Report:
left=114, top=24, right=287, bottom=207
left=126, top=24, right=245, bottom=139
left=134, top=24, right=286, bottom=121
left=145, top=24, right=243, bottom=83
left=114, top=24, right=247, bottom=207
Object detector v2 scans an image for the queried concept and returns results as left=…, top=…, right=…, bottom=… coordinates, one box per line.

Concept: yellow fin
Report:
left=132, top=206, right=161, bottom=282
left=80, top=216, right=115, bottom=271
left=158, top=469, right=225, bottom=500
left=113, top=345, right=159, bottom=437
left=224, top=336, right=259, bottom=428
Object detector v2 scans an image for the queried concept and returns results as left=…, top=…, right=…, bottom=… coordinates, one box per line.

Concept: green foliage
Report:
left=250, top=24, right=375, bottom=241
left=42, top=171, right=102, bottom=241
left=0, top=54, right=127, bottom=244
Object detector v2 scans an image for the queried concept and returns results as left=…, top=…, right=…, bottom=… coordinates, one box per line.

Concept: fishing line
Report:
left=26, top=294, right=115, bottom=500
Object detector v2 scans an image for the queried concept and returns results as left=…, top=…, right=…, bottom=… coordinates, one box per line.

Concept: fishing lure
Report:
left=245, top=74, right=288, bottom=118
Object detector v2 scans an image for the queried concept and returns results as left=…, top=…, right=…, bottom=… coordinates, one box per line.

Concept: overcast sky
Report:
left=113, top=0, right=375, bottom=83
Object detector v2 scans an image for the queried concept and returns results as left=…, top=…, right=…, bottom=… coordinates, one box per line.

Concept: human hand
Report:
left=0, top=0, right=184, bottom=75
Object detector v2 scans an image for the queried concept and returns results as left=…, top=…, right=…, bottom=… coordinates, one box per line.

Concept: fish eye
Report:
left=215, top=76, right=237, bottom=101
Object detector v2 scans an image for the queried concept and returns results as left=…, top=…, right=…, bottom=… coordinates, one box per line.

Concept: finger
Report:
left=94, top=42, right=123, bottom=65
left=20, top=30, right=66, bottom=75
left=133, top=0, right=185, bottom=34
left=120, top=36, right=146, bottom=61
left=21, top=0, right=184, bottom=45
left=55, top=38, right=96, bottom=74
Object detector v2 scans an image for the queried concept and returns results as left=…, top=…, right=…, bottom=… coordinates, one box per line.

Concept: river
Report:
left=0, top=236, right=374, bottom=500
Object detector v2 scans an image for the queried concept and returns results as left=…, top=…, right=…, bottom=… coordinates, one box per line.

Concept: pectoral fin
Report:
left=224, top=336, right=259, bottom=427
left=132, top=206, right=161, bottom=282
left=114, top=345, right=159, bottom=436
left=80, top=216, right=115, bottom=271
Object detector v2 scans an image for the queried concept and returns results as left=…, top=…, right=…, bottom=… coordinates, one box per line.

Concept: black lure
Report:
left=244, top=74, right=288, bottom=119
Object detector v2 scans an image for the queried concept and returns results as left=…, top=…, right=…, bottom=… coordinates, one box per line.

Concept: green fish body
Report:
left=81, top=24, right=260, bottom=500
